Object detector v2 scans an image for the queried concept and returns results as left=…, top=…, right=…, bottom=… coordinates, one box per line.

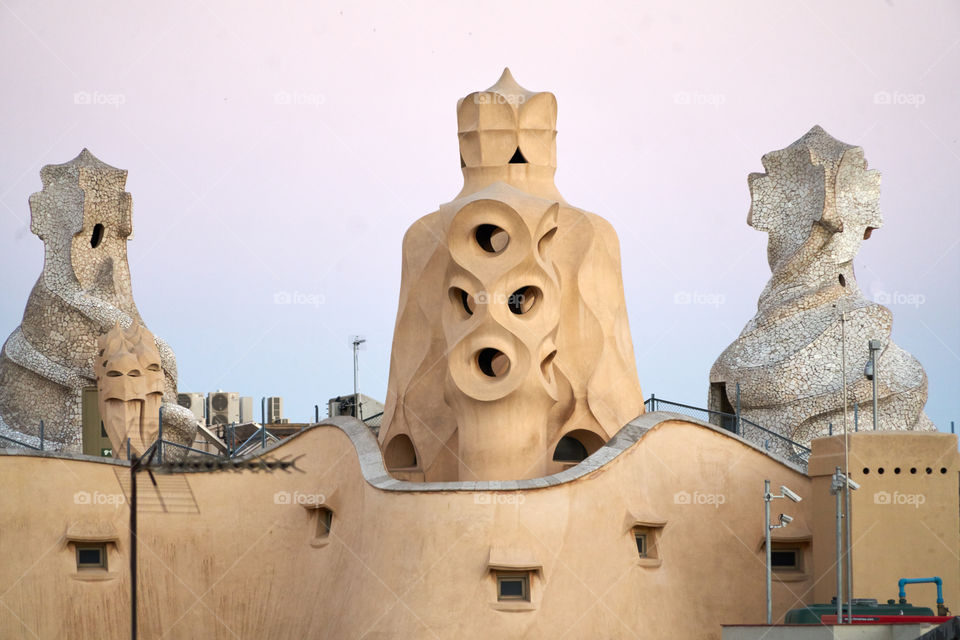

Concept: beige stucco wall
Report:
left=809, top=432, right=960, bottom=609
left=3, top=418, right=956, bottom=638
left=0, top=416, right=818, bottom=639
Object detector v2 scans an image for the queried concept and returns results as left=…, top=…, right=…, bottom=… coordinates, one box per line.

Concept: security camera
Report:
left=779, top=513, right=793, bottom=524
left=780, top=485, right=802, bottom=503
left=844, top=476, right=861, bottom=491
left=864, top=360, right=875, bottom=380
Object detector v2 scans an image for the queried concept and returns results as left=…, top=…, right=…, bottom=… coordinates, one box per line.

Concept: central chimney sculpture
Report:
left=379, top=70, right=644, bottom=481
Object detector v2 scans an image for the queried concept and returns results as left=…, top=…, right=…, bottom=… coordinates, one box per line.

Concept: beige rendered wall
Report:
left=808, top=432, right=960, bottom=610
left=0, top=417, right=817, bottom=639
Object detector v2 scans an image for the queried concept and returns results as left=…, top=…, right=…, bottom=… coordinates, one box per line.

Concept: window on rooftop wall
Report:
left=76, top=543, right=107, bottom=570
left=770, top=545, right=800, bottom=571
left=316, top=507, right=333, bottom=539
left=635, top=532, right=648, bottom=558
left=496, top=572, right=530, bottom=602
left=632, top=526, right=659, bottom=560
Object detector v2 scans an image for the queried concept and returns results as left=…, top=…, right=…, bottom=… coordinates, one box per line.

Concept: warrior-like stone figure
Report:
left=95, top=322, right=194, bottom=460
left=0, top=149, right=196, bottom=452
left=710, top=126, right=934, bottom=445
left=379, top=70, right=645, bottom=481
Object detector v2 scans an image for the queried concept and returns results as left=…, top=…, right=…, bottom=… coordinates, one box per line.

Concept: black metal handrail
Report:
left=0, top=419, right=46, bottom=451
left=644, top=395, right=810, bottom=467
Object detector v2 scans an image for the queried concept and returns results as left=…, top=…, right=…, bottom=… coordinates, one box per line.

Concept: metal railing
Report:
left=0, top=420, right=46, bottom=451
left=0, top=412, right=279, bottom=460
left=645, top=394, right=811, bottom=469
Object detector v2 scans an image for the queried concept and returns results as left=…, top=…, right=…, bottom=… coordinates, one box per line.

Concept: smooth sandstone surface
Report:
left=380, top=70, right=645, bottom=481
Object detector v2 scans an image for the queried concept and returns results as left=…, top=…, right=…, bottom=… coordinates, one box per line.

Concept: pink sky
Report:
left=1, top=0, right=957, bottom=429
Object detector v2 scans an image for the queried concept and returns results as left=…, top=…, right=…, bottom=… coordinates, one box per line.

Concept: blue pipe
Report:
left=898, top=577, right=944, bottom=605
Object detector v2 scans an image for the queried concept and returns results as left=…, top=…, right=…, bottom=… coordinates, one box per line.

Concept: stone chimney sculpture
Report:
left=709, top=126, right=934, bottom=445
left=379, top=70, right=645, bottom=481
left=0, top=149, right=196, bottom=454
left=94, top=322, right=194, bottom=459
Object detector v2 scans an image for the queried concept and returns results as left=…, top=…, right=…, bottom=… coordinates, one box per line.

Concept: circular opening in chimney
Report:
left=475, top=224, right=509, bottom=254
left=508, top=286, right=540, bottom=315
left=477, top=348, right=509, bottom=378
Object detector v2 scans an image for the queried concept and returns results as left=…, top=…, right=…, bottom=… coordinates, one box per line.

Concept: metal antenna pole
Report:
left=764, top=479, right=772, bottom=625
left=835, top=467, right=843, bottom=624
left=736, top=382, right=742, bottom=437
left=130, top=454, right=139, bottom=640
left=352, top=337, right=366, bottom=420
left=157, top=406, right=163, bottom=464
left=840, top=310, right=853, bottom=621
left=869, top=340, right=881, bottom=431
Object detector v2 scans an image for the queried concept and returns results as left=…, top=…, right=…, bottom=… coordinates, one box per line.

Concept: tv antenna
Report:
left=350, top=335, right=367, bottom=420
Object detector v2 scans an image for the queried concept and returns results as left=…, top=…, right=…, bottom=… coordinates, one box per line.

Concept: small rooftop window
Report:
left=76, top=543, right=107, bottom=570
left=496, top=572, right=529, bottom=602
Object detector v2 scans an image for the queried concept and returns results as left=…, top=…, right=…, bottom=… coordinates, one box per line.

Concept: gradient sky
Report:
left=1, top=1, right=957, bottom=432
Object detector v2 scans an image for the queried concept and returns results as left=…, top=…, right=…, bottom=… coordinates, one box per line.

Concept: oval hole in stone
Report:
left=475, top=224, right=509, bottom=254
left=508, top=286, right=540, bottom=315
left=449, top=287, right=475, bottom=316
left=477, top=348, right=510, bottom=378
left=90, top=223, right=105, bottom=248
left=838, top=273, right=846, bottom=287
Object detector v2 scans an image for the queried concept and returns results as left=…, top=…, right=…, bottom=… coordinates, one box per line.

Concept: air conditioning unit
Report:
left=207, top=391, right=240, bottom=426
left=266, top=396, right=283, bottom=424
left=239, top=396, right=255, bottom=423
left=176, top=392, right=205, bottom=424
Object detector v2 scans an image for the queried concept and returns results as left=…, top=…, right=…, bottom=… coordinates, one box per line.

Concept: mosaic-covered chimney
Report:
left=379, top=70, right=645, bottom=481
left=0, top=150, right=195, bottom=453
left=709, top=126, right=935, bottom=445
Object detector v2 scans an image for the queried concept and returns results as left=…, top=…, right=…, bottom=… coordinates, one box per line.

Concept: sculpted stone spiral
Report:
left=710, top=126, right=934, bottom=445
